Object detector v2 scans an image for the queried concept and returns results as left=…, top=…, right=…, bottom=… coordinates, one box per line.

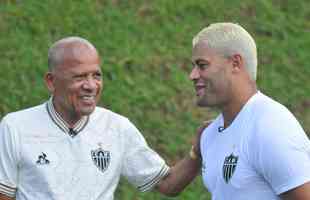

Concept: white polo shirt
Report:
left=201, top=92, right=310, bottom=200
left=0, top=99, right=169, bottom=200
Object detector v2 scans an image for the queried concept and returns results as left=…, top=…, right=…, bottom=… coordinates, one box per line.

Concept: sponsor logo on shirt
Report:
left=36, top=152, right=50, bottom=165
left=222, top=153, right=238, bottom=183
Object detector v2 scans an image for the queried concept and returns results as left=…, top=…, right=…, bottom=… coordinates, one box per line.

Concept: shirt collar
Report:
left=46, top=97, right=89, bottom=137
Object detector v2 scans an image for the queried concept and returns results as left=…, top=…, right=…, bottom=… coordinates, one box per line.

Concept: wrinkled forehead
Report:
left=63, top=42, right=99, bottom=62
left=56, top=43, right=100, bottom=69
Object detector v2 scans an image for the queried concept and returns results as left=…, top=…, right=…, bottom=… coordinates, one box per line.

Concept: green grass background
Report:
left=0, top=0, right=309, bottom=199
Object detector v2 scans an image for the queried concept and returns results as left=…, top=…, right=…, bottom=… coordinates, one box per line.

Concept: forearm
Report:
left=156, top=154, right=201, bottom=196
left=280, top=182, right=310, bottom=200
left=156, top=120, right=210, bottom=196
left=0, top=193, right=14, bottom=200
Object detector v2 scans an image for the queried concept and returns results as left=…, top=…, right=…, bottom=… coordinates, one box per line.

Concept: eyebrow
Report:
left=193, top=59, right=209, bottom=65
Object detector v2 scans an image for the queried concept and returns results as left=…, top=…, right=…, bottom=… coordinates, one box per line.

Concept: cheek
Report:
left=66, top=94, right=77, bottom=108
left=96, top=82, right=103, bottom=93
left=214, top=76, right=231, bottom=96
left=54, top=88, right=70, bottom=103
left=66, top=85, right=81, bottom=102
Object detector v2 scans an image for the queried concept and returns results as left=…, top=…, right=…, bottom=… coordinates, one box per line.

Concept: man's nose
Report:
left=82, top=77, right=98, bottom=90
left=189, top=66, right=200, bottom=81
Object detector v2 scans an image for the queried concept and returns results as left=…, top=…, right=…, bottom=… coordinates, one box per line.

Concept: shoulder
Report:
left=0, top=103, right=46, bottom=147
left=248, top=93, right=309, bottom=159
left=252, top=92, right=292, bottom=118
left=91, top=106, right=136, bottom=131
left=246, top=93, right=310, bottom=195
left=252, top=92, right=305, bottom=138
left=93, top=107, right=147, bottom=146
left=2, top=103, right=46, bottom=126
left=92, top=107, right=130, bottom=123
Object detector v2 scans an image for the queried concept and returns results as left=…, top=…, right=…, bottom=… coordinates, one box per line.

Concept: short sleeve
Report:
left=121, top=120, right=169, bottom=192
left=251, top=112, right=310, bottom=195
left=0, top=117, right=19, bottom=197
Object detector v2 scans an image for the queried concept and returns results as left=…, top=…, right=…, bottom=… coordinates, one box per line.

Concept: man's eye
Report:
left=94, top=73, right=102, bottom=80
left=198, top=63, right=208, bottom=69
left=73, top=75, right=85, bottom=81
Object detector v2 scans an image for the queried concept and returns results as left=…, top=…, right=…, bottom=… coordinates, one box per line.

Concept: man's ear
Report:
left=44, top=72, right=55, bottom=93
left=230, top=54, right=243, bottom=73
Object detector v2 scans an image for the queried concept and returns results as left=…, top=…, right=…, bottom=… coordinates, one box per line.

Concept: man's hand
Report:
left=192, top=120, right=213, bottom=159
left=156, top=119, right=213, bottom=196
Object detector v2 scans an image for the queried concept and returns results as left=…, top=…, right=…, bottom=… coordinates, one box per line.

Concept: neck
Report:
left=62, top=114, right=81, bottom=128
left=52, top=102, right=81, bottom=128
left=222, top=82, right=257, bottom=128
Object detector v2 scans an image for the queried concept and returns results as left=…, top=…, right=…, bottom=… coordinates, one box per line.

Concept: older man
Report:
left=190, top=22, right=310, bottom=200
left=0, top=37, right=201, bottom=200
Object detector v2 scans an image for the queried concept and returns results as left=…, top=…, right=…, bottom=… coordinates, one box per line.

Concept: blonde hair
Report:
left=193, top=23, right=257, bottom=80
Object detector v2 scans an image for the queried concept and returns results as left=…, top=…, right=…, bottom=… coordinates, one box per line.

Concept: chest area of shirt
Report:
left=202, top=138, right=261, bottom=193
left=19, top=130, right=124, bottom=180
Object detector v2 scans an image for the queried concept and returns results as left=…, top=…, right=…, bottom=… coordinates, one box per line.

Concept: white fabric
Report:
left=201, top=92, right=310, bottom=200
left=0, top=102, right=169, bottom=200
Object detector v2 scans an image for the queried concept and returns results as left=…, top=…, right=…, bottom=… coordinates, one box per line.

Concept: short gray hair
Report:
left=192, top=23, right=257, bottom=80
left=48, top=36, right=97, bottom=71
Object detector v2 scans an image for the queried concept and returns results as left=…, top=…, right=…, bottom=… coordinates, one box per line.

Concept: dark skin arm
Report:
left=0, top=194, right=13, bottom=200
left=156, top=155, right=201, bottom=196
left=155, top=121, right=212, bottom=196
left=280, top=182, right=310, bottom=200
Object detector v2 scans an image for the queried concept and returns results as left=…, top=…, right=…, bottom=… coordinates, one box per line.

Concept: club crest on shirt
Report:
left=222, top=153, right=238, bottom=183
left=91, top=147, right=111, bottom=173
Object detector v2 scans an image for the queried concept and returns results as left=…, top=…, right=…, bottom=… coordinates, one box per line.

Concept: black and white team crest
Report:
left=91, top=148, right=111, bottom=173
left=222, top=153, right=238, bottom=183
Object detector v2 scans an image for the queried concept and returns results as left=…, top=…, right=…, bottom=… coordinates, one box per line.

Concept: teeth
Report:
left=196, top=85, right=205, bottom=90
left=82, top=96, right=94, bottom=100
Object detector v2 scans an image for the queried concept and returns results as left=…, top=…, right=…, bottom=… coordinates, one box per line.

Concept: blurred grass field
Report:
left=0, top=0, right=309, bottom=199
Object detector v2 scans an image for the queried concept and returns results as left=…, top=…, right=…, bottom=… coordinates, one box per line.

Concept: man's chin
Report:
left=196, top=98, right=211, bottom=107
left=197, top=102, right=206, bottom=107
left=80, top=107, right=96, bottom=116
left=196, top=100, right=206, bottom=107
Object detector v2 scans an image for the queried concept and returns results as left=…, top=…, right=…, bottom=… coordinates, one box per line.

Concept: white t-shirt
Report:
left=201, top=92, right=310, bottom=200
left=0, top=99, right=169, bottom=200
